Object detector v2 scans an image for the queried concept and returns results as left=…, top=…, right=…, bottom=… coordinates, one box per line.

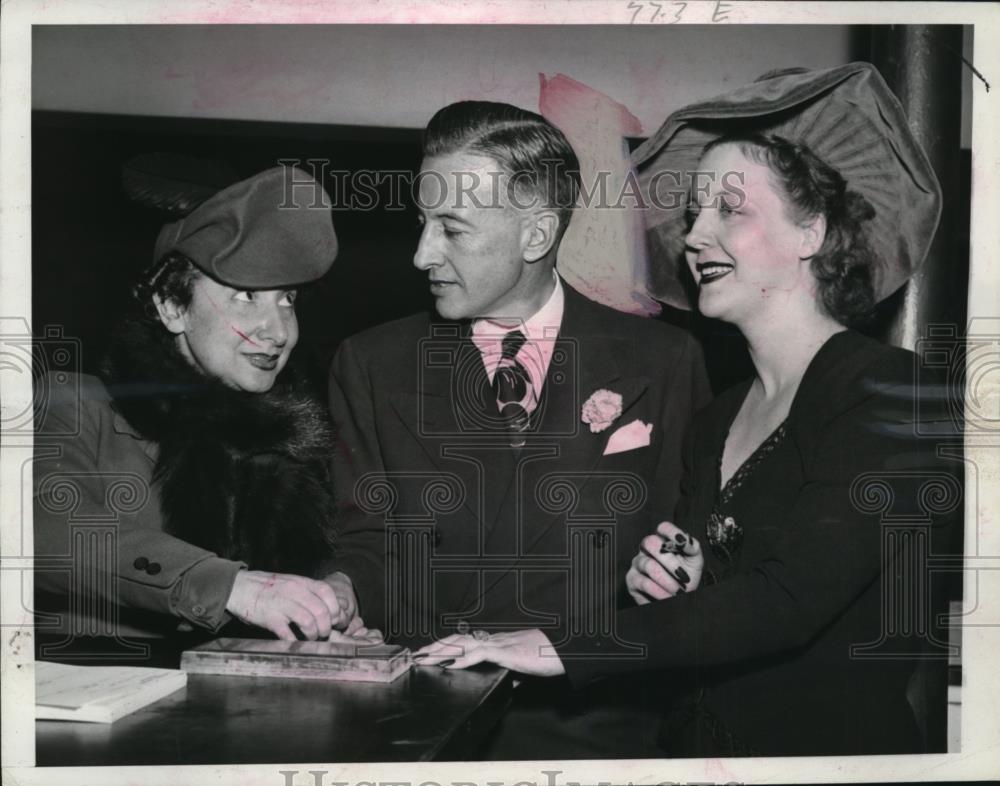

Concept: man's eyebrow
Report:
left=426, top=210, right=474, bottom=225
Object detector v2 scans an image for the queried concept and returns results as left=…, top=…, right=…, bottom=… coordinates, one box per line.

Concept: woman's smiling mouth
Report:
left=696, top=262, right=735, bottom=285
left=245, top=353, right=280, bottom=370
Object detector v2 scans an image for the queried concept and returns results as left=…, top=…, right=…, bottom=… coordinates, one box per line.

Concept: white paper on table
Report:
left=35, top=660, right=187, bottom=723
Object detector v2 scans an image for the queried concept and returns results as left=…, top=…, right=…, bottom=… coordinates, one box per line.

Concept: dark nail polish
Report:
left=412, top=653, right=429, bottom=660
left=438, top=658, right=455, bottom=668
left=675, top=533, right=687, bottom=545
left=675, top=566, right=690, bottom=584
left=659, top=542, right=671, bottom=554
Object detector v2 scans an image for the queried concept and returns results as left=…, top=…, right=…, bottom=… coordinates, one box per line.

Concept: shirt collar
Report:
left=470, top=272, right=564, bottom=347
left=470, top=272, right=565, bottom=393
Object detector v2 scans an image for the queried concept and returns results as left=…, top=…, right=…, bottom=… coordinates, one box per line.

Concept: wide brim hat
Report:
left=152, top=166, right=338, bottom=289
left=632, top=62, right=942, bottom=310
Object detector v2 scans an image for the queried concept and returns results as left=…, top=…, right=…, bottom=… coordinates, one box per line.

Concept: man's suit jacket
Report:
left=328, top=281, right=709, bottom=651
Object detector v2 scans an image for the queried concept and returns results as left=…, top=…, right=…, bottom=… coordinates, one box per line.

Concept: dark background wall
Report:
left=30, top=24, right=972, bottom=395
left=32, top=113, right=431, bottom=388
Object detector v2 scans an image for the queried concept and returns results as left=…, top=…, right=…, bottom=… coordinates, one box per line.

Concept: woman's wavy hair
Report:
left=703, top=132, right=878, bottom=326
left=132, top=252, right=203, bottom=323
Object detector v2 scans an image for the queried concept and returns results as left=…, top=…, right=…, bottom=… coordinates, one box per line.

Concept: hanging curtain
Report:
left=539, top=73, right=660, bottom=316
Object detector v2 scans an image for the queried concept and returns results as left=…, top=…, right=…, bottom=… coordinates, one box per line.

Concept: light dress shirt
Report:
left=470, top=272, right=565, bottom=416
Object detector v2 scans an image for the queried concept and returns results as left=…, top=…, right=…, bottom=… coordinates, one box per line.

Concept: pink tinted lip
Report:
left=695, top=261, right=735, bottom=285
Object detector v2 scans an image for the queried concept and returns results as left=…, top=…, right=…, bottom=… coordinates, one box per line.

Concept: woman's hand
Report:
left=626, top=521, right=703, bottom=605
left=322, top=571, right=368, bottom=634
left=225, top=569, right=353, bottom=640
left=325, top=628, right=385, bottom=646
left=413, top=629, right=565, bottom=677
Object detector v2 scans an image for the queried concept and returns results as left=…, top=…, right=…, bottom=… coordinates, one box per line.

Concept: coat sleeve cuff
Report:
left=169, top=557, right=246, bottom=631
left=554, top=638, right=624, bottom=691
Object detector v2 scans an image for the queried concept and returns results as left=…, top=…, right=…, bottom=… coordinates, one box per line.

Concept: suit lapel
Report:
left=388, top=325, right=496, bottom=526
left=518, top=286, right=651, bottom=557
left=469, top=283, right=652, bottom=606
left=388, top=328, right=489, bottom=462
left=113, top=412, right=159, bottom=463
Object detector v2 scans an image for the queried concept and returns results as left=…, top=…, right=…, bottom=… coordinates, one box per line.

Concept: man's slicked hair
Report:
left=423, top=101, right=582, bottom=247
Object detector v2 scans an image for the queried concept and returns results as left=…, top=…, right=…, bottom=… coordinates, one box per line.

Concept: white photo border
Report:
left=2, top=1, right=998, bottom=784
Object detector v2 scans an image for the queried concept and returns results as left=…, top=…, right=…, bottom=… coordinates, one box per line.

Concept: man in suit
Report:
left=325, top=101, right=709, bottom=758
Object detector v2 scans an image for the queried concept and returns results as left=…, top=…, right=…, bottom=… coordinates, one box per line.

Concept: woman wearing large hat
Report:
left=415, top=63, right=960, bottom=756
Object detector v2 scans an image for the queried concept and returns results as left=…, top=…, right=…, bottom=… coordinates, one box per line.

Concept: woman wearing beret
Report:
left=34, top=167, right=363, bottom=643
left=415, top=64, right=960, bottom=756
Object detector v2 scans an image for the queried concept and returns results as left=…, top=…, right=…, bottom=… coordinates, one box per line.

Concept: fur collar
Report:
left=100, top=317, right=330, bottom=458
left=100, top=316, right=336, bottom=575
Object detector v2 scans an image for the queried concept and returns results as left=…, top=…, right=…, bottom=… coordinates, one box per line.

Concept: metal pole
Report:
left=870, top=25, right=966, bottom=350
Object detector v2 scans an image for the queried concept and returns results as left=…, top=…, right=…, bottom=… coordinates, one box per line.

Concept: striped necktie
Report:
left=493, top=330, right=531, bottom=444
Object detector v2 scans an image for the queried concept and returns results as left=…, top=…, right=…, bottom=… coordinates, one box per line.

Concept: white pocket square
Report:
left=603, top=419, right=653, bottom=455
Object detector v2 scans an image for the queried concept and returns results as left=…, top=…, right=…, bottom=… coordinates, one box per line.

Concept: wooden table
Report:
left=35, top=640, right=511, bottom=765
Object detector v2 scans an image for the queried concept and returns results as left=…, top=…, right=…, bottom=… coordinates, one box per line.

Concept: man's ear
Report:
left=798, top=214, right=826, bottom=260
left=522, top=209, right=560, bottom=263
left=152, top=293, right=187, bottom=335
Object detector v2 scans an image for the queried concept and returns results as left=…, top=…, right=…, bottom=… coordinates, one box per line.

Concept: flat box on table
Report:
left=180, top=638, right=412, bottom=683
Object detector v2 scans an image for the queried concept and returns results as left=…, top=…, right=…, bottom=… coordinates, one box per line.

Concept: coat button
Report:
left=146, top=562, right=162, bottom=575
left=133, top=557, right=149, bottom=570
left=192, top=605, right=206, bottom=616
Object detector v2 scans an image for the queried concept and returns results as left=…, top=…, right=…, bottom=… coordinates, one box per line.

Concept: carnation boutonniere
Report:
left=581, top=389, right=623, bottom=433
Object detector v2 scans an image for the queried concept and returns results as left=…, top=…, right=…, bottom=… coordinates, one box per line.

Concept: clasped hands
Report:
left=416, top=521, right=703, bottom=676
left=225, top=569, right=380, bottom=643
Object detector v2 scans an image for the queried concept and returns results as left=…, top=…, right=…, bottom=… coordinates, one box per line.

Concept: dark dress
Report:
left=562, top=330, right=961, bottom=756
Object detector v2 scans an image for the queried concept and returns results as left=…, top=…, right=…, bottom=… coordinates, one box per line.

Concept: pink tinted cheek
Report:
left=231, top=326, right=262, bottom=347
left=202, top=289, right=263, bottom=347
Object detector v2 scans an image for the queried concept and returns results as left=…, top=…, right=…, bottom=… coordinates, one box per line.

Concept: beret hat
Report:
left=152, top=166, right=337, bottom=289
left=633, top=62, right=942, bottom=309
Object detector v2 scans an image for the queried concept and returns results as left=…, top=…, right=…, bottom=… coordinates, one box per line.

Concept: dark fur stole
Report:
left=100, top=317, right=336, bottom=577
